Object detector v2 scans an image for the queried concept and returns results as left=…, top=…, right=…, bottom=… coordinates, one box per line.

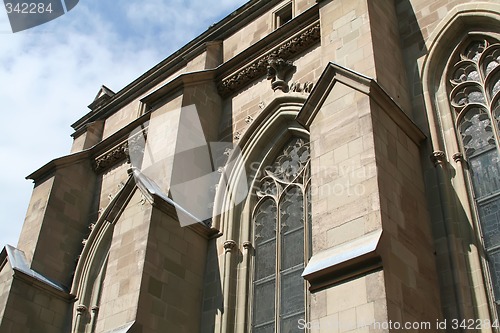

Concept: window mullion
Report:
left=276, top=195, right=282, bottom=333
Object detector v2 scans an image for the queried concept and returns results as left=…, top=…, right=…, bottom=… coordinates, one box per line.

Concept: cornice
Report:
left=28, top=113, right=151, bottom=182
left=93, top=140, right=129, bottom=173
left=217, top=20, right=320, bottom=97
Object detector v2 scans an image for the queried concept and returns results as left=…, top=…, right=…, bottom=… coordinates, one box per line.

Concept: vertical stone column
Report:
left=220, top=240, right=237, bottom=333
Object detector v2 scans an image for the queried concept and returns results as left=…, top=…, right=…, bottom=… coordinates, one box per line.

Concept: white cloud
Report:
left=0, top=0, right=247, bottom=249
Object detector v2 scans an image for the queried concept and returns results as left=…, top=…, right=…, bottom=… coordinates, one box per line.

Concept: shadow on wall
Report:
left=395, top=0, right=428, bottom=130
left=200, top=240, right=224, bottom=333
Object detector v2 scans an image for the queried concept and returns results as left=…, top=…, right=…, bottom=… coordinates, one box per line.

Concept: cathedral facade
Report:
left=1, top=0, right=500, bottom=332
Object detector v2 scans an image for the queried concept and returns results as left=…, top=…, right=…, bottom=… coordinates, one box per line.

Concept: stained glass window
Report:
left=449, top=39, right=500, bottom=305
left=252, top=137, right=310, bottom=332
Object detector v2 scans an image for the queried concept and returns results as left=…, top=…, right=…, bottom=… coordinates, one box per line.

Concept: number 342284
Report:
left=5, top=3, right=54, bottom=14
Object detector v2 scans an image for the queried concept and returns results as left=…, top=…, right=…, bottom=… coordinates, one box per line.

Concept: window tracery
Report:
left=449, top=38, right=500, bottom=305
left=252, top=137, right=310, bottom=332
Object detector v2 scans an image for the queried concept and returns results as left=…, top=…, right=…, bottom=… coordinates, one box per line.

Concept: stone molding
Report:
left=217, top=22, right=320, bottom=97
left=93, top=128, right=147, bottom=173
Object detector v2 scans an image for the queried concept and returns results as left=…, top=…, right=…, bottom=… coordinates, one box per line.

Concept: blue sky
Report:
left=0, top=0, right=247, bottom=249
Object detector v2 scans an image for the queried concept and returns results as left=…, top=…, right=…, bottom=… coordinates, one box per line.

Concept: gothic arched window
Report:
left=251, top=137, right=311, bottom=333
left=449, top=38, right=500, bottom=306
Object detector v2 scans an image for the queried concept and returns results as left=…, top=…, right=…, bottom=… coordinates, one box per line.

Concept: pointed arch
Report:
left=421, top=2, right=500, bottom=324
left=212, top=94, right=311, bottom=332
left=70, top=175, right=137, bottom=332
left=422, top=2, right=500, bottom=154
left=212, top=94, right=309, bottom=235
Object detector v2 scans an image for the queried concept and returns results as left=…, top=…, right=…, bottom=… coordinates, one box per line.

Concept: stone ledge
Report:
left=302, top=229, right=383, bottom=291
left=1, top=245, right=73, bottom=300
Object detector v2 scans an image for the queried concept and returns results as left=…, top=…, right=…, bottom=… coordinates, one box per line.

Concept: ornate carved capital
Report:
left=430, top=151, right=447, bottom=166
left=267, top=58, right=295, bottom=91
left=91, top=306, right=99, bottom=313
left=242, top=241, right=253, bottom=250
left=223, top=240, right=237, bottom=253
left=76, top=304, right=87, bottom=314
left=452, top=152, right=464, bottom=163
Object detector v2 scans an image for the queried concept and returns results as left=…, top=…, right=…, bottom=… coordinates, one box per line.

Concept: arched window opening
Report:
left=449, top=38, right=500, bottom=306
left=251, top=137, right=310, bottom=333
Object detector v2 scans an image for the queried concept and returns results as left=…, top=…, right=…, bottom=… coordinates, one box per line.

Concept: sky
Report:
left=0, top=0, right=248, bottom=249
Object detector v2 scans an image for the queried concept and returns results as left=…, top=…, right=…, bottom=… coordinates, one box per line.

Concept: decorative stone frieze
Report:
left=217, top=23, right=320, bottom=96
left=94, top=141, right=129, bottom=173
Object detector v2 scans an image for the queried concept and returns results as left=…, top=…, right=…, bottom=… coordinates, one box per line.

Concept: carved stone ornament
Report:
left=223, top=240, right=237, bottom=253
left=242, top=241, right=253, bottom=250
left=94, top=128, right=147, bottom=173
left=267, top=58, right=295, bottom=91
left=76, top=305, right=88, bottom=314
left=94, top=141, right=129, bottom=173
left=217, top=23, right=320, bottom=96
left=430, top=151, right=446, bottom=166
left=452, top=152, right=464, bottom=163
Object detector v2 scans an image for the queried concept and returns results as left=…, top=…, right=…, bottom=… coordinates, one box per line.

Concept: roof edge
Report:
left=71, top=0, right=282, bottom=132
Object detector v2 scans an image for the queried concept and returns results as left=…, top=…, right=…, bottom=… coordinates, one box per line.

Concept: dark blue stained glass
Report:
left=452, top=40, right=500, bottom=306
left=478, top=198, right=500, bottom=250
left=280, top=269, right=304, bottom=317
left=459, top=108, right=494, bottom=157
left=281, top=314, right=304, bottom=333
left=253, top=280, right=276, bottom=327
left=255, top=240, right=276, bottom=280
left=254, top=199, right=277, bottom=244
left=487, top=250, right=500, bottom=301
left=469, top=150, right=500, bottom=198
left=254, top=323, right=274, bottom=333
left=253, top=138, right=309, bottom=332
